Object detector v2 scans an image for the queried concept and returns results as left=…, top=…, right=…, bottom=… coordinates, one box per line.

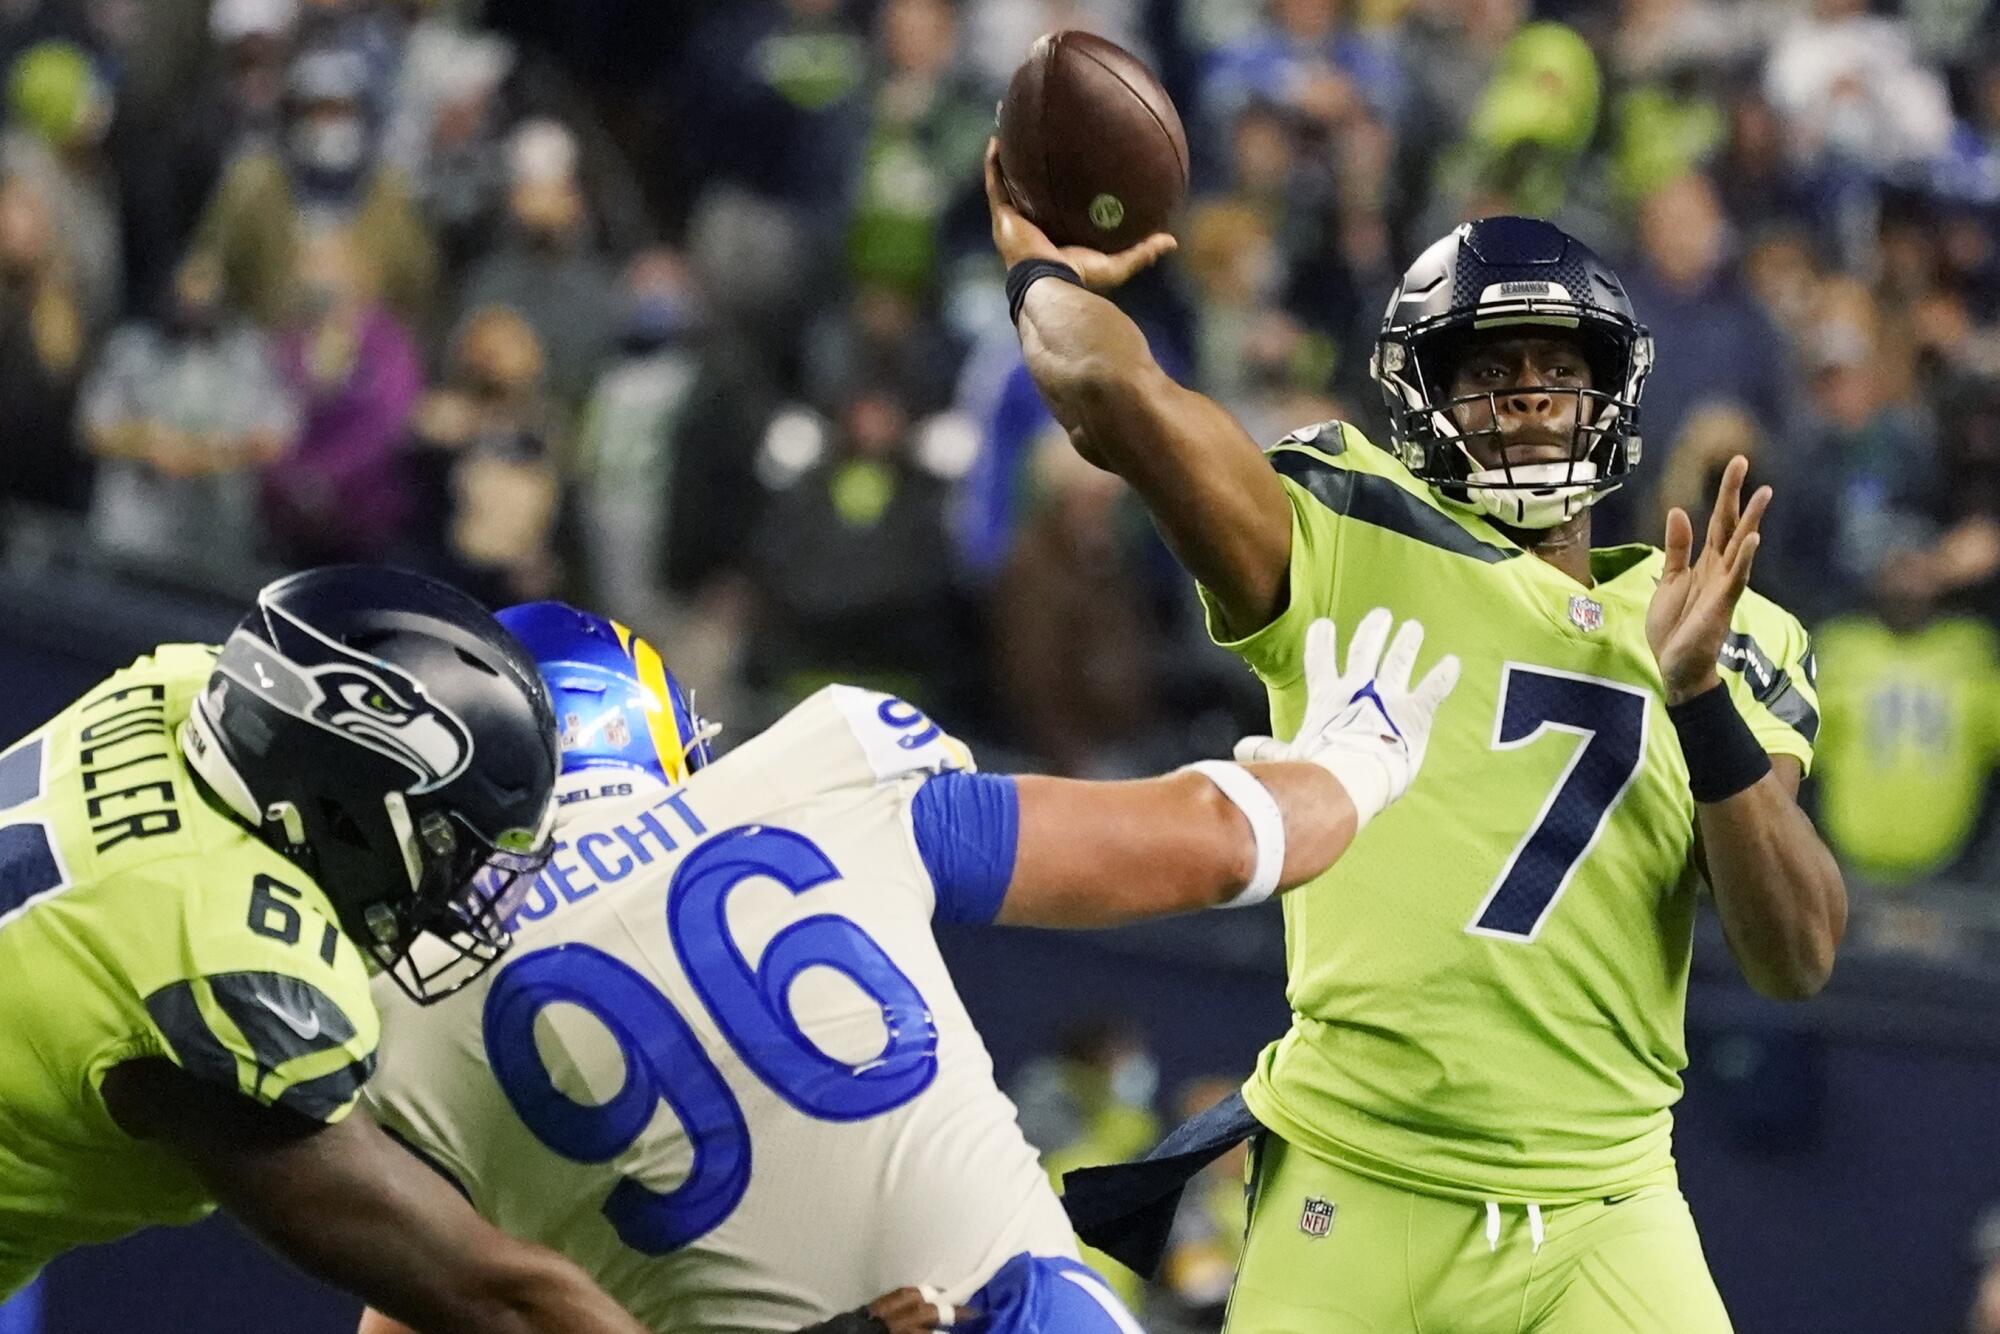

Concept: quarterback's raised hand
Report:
left=1235, top=610, right=1460, bottom=830
left=1648, top=454, right=1772, bottom=704
left=984, top=138, right=1175, bottom=290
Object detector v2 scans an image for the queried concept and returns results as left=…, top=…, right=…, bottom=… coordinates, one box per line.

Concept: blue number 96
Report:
left=484, top=825, right=938, bottom=1254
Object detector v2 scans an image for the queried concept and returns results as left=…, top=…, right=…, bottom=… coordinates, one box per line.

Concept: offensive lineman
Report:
left=0, top=566, right=646, bottom=1333
left=357, top=598, right=1456, bottom=1333
left=987, top=141, right=1847, bottom=1331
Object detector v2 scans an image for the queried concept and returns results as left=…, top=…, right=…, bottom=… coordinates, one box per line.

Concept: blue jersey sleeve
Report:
left=910, top=772, right=1020, bottom=925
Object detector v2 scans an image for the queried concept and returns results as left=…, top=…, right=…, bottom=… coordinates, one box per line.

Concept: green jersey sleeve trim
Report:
left=1269, top=448, right=1520, bottom=565
left=1718, top=593, right=1820, bottom=774
left=142, top=970, right=378, bottom=1123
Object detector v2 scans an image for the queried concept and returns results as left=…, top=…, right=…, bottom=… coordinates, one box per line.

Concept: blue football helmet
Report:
left=496, top=602, right=714, bottom=787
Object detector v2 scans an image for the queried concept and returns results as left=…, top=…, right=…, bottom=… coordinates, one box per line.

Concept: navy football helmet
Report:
left=1370, top=216, right=1654, bottom=528
left=181, top=566, right=560, bottom=1002
left=497, top=602, right=714, bottom=789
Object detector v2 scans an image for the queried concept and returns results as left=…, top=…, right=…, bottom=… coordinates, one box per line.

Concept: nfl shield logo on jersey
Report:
left=1299, top=1196, right=1336, bottom=1238
left=1567, top=595, right=1604, bottom=633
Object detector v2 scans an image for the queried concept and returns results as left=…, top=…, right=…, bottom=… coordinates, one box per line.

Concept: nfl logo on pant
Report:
left=1298, top=1196, right=1336, bottom=1238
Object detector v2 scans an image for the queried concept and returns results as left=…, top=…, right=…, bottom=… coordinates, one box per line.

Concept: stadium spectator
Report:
left=573, top=247, right=702, bottom=630
left=458, top=117, right=619, bottom=408
left=804, top=279, right=963, bottom=423
left=2, top=40, right=118, bottom=330
left=1602, top=172, right=1792, bottom=538
left=379, top=9, right=514, bottom=275
left=120, top=0, right=299, bottom=310
left=844, top=0, right=988, bottom=297
left=745, top=376, right=965, bottom=712
left=994, top=431, right=1158, bottom=777
left=193, top=44, right=437, bottom=331
left=1199, top=0, right=1404, bottom=144
left=963, top=0, right=1149, bottom=93
left=79, top=251, right=293, bottom=573
left=1766, top=306, right=1944, bottom=622
left=402, top=302, right=564, bottom=606
left=1815, top=551, right=2000, bottom=885
left=1763, top=0, right=1953, bottom=182
left=675, top=0, right=868, bottom=218
left=1393, top=0, right=1525, bottom=175
left=1419, top=21, right=1602, bottom=236
left=1712, top=86, right=1812, bottom=234
left=0, top=168, right=83, bottom=514
left=262, top=228, right=421, bottom=565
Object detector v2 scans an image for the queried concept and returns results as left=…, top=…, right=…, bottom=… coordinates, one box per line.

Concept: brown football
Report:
left=997, top=31, right=1190, bottom=252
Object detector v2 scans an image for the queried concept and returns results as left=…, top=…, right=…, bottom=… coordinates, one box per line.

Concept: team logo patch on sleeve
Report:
left=1299, top=1196, right=1337, bottom=1238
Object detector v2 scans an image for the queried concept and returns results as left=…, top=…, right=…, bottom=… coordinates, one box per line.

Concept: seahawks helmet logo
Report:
left=214, top=604, right=474, bottom=793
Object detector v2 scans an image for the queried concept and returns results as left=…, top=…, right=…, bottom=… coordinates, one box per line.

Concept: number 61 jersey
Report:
left=0, top=646, right=381, bottom=1298
left=363, top=686, right=1076, bottom=1333
left=1207, top=425, right=1821, bottom=1206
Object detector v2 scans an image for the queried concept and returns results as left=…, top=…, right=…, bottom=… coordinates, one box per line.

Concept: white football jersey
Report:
left=364, top=687, right=1076, bottom=1332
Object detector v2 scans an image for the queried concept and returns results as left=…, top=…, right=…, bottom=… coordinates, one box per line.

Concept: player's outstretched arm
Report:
left=985, top=141, right=1293, bottom=638
left=996, top=611, right=1458, bottom=928
left=100, top=1059, right=647, bottom=1334
left=1648, top=457, right=1847, bottom=1000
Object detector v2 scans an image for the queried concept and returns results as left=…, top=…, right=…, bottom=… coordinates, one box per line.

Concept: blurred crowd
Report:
left=2, top=0, right=2000, bottom=912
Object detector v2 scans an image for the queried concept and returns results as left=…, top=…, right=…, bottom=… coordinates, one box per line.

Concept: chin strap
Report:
left=1451, top=460, right=1617, bottom=530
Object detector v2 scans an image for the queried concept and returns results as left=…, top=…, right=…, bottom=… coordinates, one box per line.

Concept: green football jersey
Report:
left=1203, top=424, right=1819, bottom=1204
left=1813, top=614, right=2000, bottom=881
left=0, top=646, right=379, bottom=1297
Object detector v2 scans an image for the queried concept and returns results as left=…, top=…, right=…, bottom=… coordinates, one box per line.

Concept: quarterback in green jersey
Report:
left=988, top=144, right=1848, bottom=1332
left=0, top=566, right=649, bottom=1334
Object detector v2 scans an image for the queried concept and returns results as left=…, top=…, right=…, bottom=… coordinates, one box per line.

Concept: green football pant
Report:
left=1222, top=1134, right=1733, bottom=1334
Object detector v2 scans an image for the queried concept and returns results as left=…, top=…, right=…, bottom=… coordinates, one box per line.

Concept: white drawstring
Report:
left=1482, top=1201, right=1547, bottom=1254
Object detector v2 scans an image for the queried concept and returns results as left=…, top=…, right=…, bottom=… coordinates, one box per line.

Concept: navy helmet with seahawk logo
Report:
left=181, top=566, right=561, bottom=1002
left=1370, top=216, right=1654, bottom=529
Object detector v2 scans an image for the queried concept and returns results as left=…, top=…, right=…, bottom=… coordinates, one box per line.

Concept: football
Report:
left=996, top=30, right=1190, bottom=253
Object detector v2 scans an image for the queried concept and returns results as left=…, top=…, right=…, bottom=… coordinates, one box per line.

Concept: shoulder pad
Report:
left=824, top=685, right=975, bottom=783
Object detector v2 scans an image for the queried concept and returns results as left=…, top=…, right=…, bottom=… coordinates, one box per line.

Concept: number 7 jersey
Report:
left=362, top=686, right=1076, bottom=1333
left=1204, top=424, right=1820, bottom=1205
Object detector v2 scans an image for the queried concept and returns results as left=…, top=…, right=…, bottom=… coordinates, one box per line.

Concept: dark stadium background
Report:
left=4, top=0, right=2000, bottom=1331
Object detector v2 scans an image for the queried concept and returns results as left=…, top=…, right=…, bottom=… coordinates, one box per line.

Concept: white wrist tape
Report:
left=1184, top=760, right=1284, bottom=908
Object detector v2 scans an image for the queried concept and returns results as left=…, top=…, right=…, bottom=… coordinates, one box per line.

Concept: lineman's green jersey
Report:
left=1202, top=424, right=1819, bottom=1204
left=0, top=646, right=379, bottom=1296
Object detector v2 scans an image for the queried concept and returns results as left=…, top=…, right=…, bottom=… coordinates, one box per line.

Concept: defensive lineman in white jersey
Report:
left=359, top=601, right=1458, bottom=1333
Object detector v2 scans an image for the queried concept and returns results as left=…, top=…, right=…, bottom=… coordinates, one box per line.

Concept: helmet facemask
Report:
left=1377, top=310, right=1651, bottom=530
left=369, top=795, right=554, bottom=1003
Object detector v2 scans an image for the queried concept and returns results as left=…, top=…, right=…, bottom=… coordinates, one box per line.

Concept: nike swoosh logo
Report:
left=263, top=995, right=322, bottom=1041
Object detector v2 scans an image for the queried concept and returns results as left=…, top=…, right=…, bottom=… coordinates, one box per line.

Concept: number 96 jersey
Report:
left=363, top=686, right=1077, bottom=1333
left=1203, top=425, right=1820, bottom=1206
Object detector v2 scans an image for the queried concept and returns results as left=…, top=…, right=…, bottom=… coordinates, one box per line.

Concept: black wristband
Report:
left=1006, top=257, right=1082, bottom=324
left=1667, top=681, right=1771, bottom=803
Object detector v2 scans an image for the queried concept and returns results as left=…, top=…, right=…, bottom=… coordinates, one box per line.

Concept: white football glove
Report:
left=1234, top=609, right=1460, bottom=831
